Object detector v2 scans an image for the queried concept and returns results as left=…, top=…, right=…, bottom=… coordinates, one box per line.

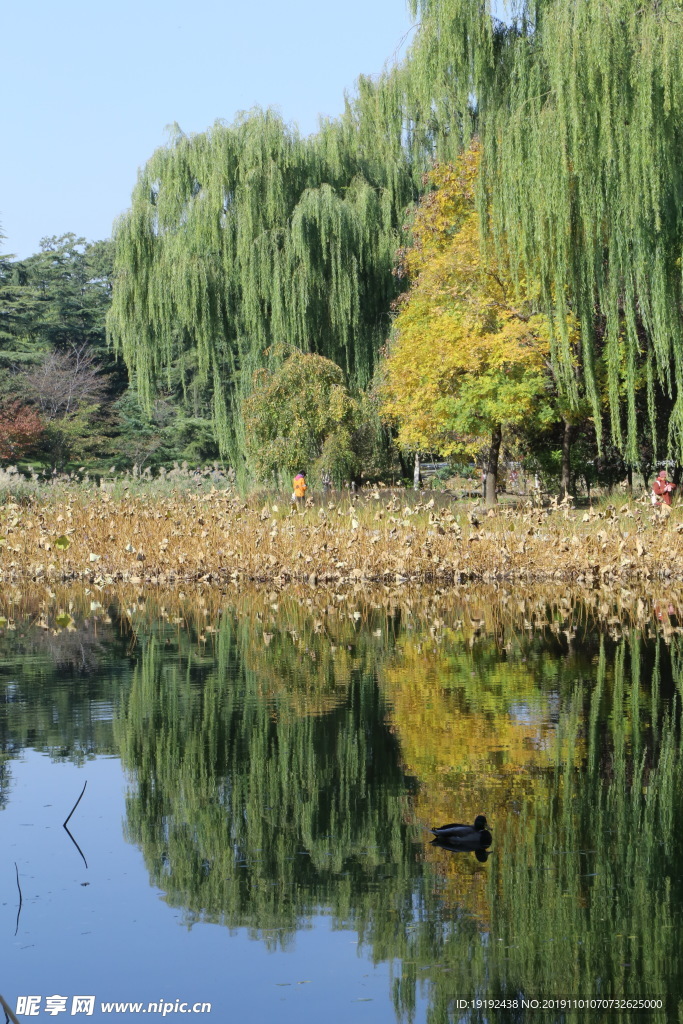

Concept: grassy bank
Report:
left=0, top=487, right=681, bottom=586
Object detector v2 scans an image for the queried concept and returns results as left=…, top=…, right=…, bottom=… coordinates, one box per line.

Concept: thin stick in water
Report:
left=13, top=862, right=22, bottom=937
left=63, top=780, right=87, bottom=828
left=0, top=993, right=21, bottom=1024
left=63, top=822, right=88, bottom=869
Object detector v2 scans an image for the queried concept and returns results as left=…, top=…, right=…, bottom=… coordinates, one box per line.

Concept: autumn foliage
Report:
left=0, top=401, right=45, bottom=463
left=380, top=144, right=554, bottom=460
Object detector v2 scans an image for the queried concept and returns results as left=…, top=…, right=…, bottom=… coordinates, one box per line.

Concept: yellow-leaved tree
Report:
left=379, top=144, right=556, bottom=504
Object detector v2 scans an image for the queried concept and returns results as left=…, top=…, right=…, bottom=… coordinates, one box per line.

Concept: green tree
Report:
left=401, top=0, right=683, bottom=465
left=107, top=110, right=420, bottom=462
left=21, top=235, right=113, bottom=352
left=242, top=349, right=359, bottom=485
left=0, top=236, right=45, bottom=370
left=0, top=234, right=129, bottom=470
left=111, top=389, right=220, bottom=472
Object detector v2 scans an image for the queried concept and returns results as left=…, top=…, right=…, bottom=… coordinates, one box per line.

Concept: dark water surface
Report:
left=2, top=589, right=682, bottom=1022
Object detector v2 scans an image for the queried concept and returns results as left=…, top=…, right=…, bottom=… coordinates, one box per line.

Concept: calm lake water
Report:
left=1, top=588, right=682, bottom=1022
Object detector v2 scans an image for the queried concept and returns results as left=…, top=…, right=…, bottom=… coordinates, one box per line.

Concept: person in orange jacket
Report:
left=652, top=469, right=676, bottom=506
left=292, top=471, right=307, bottom=507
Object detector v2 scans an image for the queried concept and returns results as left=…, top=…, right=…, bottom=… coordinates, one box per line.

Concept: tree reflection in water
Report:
left=1, top=587, right=683, bottom=1021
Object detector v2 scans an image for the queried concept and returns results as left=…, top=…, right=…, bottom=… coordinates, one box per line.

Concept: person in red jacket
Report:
left=652, top=470, right=676, bottom=506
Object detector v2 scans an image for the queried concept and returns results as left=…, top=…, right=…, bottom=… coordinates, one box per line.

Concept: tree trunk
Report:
left=626, top=465, right=633, bottom=496
left=397, top=450, right=410, bottom=480
left=560, top=418, right=572, bottom=498
left=413, top=452, right=421, bottom=491
left=485, top=425, right=502, bottom=506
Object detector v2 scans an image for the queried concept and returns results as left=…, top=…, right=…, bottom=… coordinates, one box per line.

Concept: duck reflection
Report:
left=430, top=836, right=492, bottom=862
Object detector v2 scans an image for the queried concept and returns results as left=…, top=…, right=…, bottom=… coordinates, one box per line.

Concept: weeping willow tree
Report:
left=110, top=0, right=683, bottom=466
left=401, top=0, right=683, bottom=463
left=107, top=105, right=425, bottom=462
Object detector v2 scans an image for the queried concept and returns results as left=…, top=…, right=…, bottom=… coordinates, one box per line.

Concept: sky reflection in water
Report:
left=3, top=753, right=406, bottom=1021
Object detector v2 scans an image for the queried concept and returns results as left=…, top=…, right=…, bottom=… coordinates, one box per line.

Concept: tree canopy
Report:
left=401, top=0, right=683, bottom=463
left=5, top=0, right=682, bottom=486
left=107, top=109, right=421, bottom=461
left=242, top=349, right=359, bottom=484
left=107, top=0, right=683, bottom=472
left=380, top=146, right=555, bottom=501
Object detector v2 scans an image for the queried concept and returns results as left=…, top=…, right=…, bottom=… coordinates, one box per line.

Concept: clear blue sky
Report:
left=1, top=0, right=415, bottom=259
